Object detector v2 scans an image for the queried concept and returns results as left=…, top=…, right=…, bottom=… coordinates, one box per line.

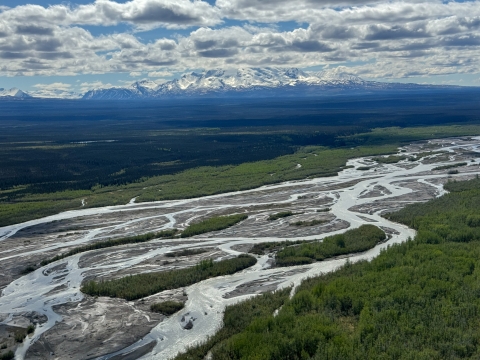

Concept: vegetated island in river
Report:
left=81, top=255, right=256, bottom=301
left=175, top=177, right=480, bottom=359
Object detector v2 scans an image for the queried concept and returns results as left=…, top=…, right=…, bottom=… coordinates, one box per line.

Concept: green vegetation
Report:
left=14, top=329, right=27, bottom=343
left=249, top=240, right=309, bottom=255
left=178, top=177, right=480, bottom=359
left=40, top=229, right=178, bottom=266
left=433, top=162, right=468, bottom=171
left=268, top=211, right=295, bottom=221
left=174, top=288, right=291, bottom=360
left=290, top=219, right=327, bottom=227
left=3, top=121, right=480, bottom=228
left=150, top=301, right=184, bottom=315
left=181, top=214, right=248, bottom=238
left=26, top=324, right=35, bottom=334
left=81, top=255, right=256, bottom=301
left=0, top=351, right=14, bottom=360
left=21, top=265, right=36, bottom=274
left=165, top=249, right=207, bottom=258
left=372, top=155, right=407, bottom=164
left=276, top=225, right=386, bottom=266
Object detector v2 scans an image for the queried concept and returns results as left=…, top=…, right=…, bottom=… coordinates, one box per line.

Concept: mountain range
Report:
left=0, top=67, right=464, bottom=100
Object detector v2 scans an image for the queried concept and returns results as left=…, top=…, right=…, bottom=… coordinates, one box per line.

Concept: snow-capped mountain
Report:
left=0, top=88, right=31, bottom=99
left=83, top=67, right=371, bottom=100
left=2, top=67, right=462, bottom=101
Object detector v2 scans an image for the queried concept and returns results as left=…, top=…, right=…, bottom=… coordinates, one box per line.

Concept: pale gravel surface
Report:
left=1, top=136, right=480, bottom=359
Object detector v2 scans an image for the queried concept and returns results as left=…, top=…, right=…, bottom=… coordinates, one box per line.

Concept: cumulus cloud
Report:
left=0, top=0, right=221, bottom=30
left=148, top=70, right=173, bottom=77
left=0, top=0, right=479, bottom=81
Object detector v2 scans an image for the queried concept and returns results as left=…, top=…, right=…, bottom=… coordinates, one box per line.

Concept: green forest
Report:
left=2, top=123, right=480, bottom=227
left=81, top=255, right=256, bottom=301
left=275, top=225, right=386, bottom=266
left=181, top=214, right=248, bottom=238
left=175, top=177, right=480, bottom=359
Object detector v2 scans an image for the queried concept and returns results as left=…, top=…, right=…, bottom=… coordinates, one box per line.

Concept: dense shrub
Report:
left=0, top=351, right=14, bottom=360
left=275, top=224, right=386, bottom=265
left=181, top=214, right=247, bottom=238
left=81, top=255, right=256, bottom=301
left=268, top=211, right=294, bottom=221
left=150, top=301, right=184, bottom=315
left=289, top=219, right=327, bottom=227
left=433, top=162, right=467, bottom=171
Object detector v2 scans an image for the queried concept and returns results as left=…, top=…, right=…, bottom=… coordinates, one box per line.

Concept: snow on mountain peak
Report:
left=82, top=67, right=367, bottom=99
left=0, top=87, right=31, bottom=98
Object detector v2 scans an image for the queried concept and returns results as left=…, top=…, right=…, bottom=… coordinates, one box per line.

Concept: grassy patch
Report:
left=165, top=249, right=207, bottom=258
left=81, top=255, right=256, bottom=301
left=289, top=219, right=328, bottom=227
left=249, top=240, right=310, bottom=255
left=150, top=301, right=184, bottom=315
left=433, top=162, right=468, bottom=171
left=268, top=211, right=294, bottom=221
left=181, top=214, right=248, bottom=238
left=373, top=155, right=407, bottom=163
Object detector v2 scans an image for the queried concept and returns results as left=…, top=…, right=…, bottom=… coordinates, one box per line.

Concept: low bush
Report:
left=268, top=211, right=294, bottom=221
left=165, top=249, right=207, bottom=258
left=150, top=301, right=184, bottom=315
left=14, top=331, right=26, bottom=343
left=433, top=162, right=467, bottom=171
left=289, top=219, right=327, bottom=227
left=0, top=351, right=14, bottom=360
left=181, top=214, right=247, bottom=238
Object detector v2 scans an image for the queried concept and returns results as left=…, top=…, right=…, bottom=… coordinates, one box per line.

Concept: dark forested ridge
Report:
left=1, top=91, right=480, bottom=195
left=175, top=177, right=480, bottom=359
left=2, top=92, right=480, bottom=227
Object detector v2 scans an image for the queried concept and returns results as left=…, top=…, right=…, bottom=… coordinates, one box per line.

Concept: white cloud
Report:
left=33, top=82, right=72, bottom=90
left=0, top=0, right=221, bottom=30
left=148, top=70, right=174, bottom=77
left=0, top=0, right=479, bottom=81
left=29, top=82, right=81, bottom=98
left=80, top=81, right=115, bottom=92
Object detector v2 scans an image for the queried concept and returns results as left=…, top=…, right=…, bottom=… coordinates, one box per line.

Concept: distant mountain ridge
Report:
left=1, top=67, right=466, bottom=100
left=82, top=67, right=371, bottom=100
left=0, top=87, right=31, bottom=99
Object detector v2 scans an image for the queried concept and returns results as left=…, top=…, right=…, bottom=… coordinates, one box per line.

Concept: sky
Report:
left=1, top=0, right=480, bottom=94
